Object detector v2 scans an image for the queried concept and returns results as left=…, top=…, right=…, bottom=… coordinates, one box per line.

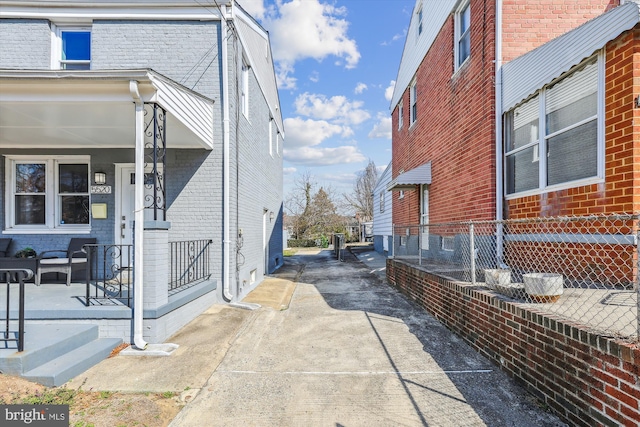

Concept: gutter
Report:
left=495, top=0, right=508, bottom=269
left=221, top=3, right=233, bottom=302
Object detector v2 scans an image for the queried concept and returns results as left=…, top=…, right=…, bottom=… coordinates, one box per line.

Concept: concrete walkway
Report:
left=70, top=245, right=566, bottom=426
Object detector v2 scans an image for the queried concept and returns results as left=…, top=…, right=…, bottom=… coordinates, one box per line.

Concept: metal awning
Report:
left=387, top=162, right=431, bottom=191
left=0, top=69, right=214, bottom=150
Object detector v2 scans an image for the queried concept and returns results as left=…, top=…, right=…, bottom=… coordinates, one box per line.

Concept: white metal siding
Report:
left=372, top=163, right=393, bottom=236
left=502, top=1, right=639, bottom=112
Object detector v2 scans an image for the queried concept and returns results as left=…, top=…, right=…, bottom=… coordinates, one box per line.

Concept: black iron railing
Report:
left=1, top=269, right=32, bottom=352
left=169, top=240, right=212, bottom=292
left=84, top=244, right=133, bottom=307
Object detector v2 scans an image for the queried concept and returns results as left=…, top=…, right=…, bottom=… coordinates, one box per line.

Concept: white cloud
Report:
left=283, top=167, right=297, bottom=174
left=354, top=82, right=367, bottom=94
left=237, top=0, right=267, bottom=20
left=368, top=113, right=392, bottom=139
left=309, top=71, right=320, bottom=83
left=384, top=80, right=396, bottom=102
left=262, top=0, right=360, bottom=89
left=294, top=92, right=370, bottom=125
left=284, top=145, right=366, bottom=166
left=283, top=117, right=344, bottom=149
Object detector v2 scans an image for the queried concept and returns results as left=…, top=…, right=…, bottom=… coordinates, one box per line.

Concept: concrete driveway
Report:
left=169, top=247, right=566, bottom=427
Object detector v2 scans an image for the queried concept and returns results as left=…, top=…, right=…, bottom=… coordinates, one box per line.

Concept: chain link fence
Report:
left=393, top=214, right=639, bottom=342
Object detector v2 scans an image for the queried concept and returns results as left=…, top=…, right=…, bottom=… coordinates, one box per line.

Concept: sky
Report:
left=237, top=0, right=416, bottom=204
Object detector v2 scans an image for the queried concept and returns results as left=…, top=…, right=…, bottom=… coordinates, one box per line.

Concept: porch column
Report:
left=131, top=80, right=147, bottom=349
left=143, top=221, right=171, bottom=310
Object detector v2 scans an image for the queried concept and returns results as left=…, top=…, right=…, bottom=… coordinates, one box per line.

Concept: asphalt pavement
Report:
left=71, top=245, right=567, bottom=426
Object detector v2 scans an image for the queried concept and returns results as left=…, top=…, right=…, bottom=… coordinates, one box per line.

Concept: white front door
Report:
left=420, top=184, right=429, bottom=250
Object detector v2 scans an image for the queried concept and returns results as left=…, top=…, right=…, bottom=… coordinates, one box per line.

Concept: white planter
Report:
left=484, top=269, right=511, bottom=289
left=523, top=273, right=563, bottom=302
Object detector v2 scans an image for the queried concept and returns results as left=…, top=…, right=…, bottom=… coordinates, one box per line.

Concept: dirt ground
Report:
left=0, top=373, right=182, bottom=427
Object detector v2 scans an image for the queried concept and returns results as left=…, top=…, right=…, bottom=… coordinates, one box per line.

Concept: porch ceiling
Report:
left=0, top=69, right=214, bottom=150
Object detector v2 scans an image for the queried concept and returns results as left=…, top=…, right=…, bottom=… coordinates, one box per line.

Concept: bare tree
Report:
left=344, top=160, right=378, bottom=222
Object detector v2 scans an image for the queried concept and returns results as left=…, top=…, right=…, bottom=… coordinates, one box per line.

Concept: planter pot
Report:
left=496, top=283, right=525, bottom=299
left=484, top=269, right=511, bottom=289
left=523, top=273, right=563, bottom=303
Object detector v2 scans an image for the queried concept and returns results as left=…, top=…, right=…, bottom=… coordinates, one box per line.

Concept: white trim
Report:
left=409, top=78, right=417, bottom=126
left=398, top=100, right=404, bottom=129
left=4, top=154, right=91, bottom=233
left=0, top=6, right=222, bottom=21
left=453, top=0, right=471, bottom=73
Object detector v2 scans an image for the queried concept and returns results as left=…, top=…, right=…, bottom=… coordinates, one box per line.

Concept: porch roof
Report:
left=387, top=162, right=431, bottom=191
left=0, top=69, right=214, bottom=150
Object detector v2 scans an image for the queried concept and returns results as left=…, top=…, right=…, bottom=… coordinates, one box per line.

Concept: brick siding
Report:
left=387, top=258, right=640, bottom=427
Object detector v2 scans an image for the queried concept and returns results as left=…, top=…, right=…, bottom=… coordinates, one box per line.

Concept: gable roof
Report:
left=373, top=161, right=393, bottom=193
left=390, top=0, right=458, bottom=111
left=502, top=1, right=640, bottom=112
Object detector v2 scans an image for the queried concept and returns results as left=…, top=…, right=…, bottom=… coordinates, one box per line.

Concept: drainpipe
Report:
left=130, top=80, right=148, bottom=349
left=221, top=4, right=233, bottom=302
left=495, top=0, right=508, bottom=269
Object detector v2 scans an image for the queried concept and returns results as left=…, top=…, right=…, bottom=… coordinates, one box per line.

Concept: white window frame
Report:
left=241, top=61, right=250, bottom=118
left=454, top=0, right=471, bottom=72
left=4, top=155, right=91, bottom=234
left=398, top=100, right=404, bottom=129
left=51, top=24, right=91, bottom=70
left=504, top=53, right=604, bottom=199
left=409, top=79, right=417, bottom=126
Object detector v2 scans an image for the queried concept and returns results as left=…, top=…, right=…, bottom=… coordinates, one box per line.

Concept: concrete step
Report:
left=0, top=323, right=99, bottom=375
left=22, top=338, right=122, bottom=387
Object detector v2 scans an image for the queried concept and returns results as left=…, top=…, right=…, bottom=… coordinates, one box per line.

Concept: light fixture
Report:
left=269, top=211, right=275, bottom=222
left=94, top=172, right=107, bottom=185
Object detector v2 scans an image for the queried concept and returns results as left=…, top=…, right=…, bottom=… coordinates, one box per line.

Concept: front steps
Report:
left=0, top=323, right=121, bottom=387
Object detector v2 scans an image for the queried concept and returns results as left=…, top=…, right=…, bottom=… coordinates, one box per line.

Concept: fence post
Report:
left=470, top=222, right=476, bottom=285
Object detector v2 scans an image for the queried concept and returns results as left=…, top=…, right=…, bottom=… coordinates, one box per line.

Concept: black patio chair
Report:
left=36, top=238, right=96, bottom=286
left=0, top=238, right=11, bottom=257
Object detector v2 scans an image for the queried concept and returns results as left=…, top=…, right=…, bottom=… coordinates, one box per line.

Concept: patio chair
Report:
left=36, top=238, right=96, bottom=286
left=0, top=238, right=11, bottom=257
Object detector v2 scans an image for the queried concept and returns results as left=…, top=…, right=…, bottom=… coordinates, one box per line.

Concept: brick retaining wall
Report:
left=387, top=259, right=640, bottom=427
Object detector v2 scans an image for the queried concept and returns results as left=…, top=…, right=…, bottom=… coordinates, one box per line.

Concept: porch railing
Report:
left=169, top=240, right=212, bottom=292
left=391, top=213, right=640, bottom=341
left=1, top=268, right=32, bottom=352
left=84, top=244, right=133, bottom=307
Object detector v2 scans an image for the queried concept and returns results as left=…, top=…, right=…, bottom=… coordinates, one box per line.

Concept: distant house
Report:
left=372, top=162, right=392, bottom=255
left=0, top=0, right=283, bottom=383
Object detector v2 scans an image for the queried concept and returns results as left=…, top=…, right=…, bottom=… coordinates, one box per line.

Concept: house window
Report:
left=417, top=6, right=423, bottom=37
left=398, top=100, right=404, bottom=129
left=398, top=190, right=405, bottom=200
left=455, top=1, right=470, bottom=70
left=410, top=79, right=417, bottom=125
left=54, top=26, right=91, bottom=70
left=6, top=156, right=90, bottom=231
left=505, top=55, right=601, bottom=196
left=241, top=61, right=249, bottom=118
left=380, top=191, right=385, bottom=213
left=442, top=236, right=455, bottom=251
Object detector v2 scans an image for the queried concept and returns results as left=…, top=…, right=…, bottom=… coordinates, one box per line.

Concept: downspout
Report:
left=130, top=80, right=148, bottom=350
left=221, top=4, right=233, bottom=302
left=495, top=0, right=508, bottom=269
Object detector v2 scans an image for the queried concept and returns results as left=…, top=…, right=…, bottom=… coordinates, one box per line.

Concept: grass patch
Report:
left=21, top=388, right=77, bottom=405
left=283, top=249, right=297, bottom=257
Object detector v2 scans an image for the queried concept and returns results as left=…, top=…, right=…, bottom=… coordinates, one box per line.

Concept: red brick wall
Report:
left=506, top=27, right=640, bottom=219
left=391, top=0, right=497, bottom=226
left=502, top=0, right=618, bottom=62
left=387, top=259, right=640, bottom=427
